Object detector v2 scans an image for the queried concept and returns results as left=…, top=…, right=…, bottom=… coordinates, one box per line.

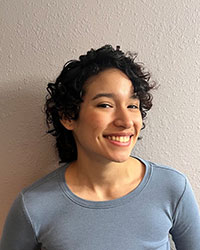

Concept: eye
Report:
left=97, top=103, right=113, bottom=108
left=127, top=104, right=139, bottom=109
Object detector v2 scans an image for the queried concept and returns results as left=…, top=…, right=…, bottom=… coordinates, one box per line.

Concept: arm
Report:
left=0, top=193, right=40, bottom=250
left=170, top=178, right=200, bottom=250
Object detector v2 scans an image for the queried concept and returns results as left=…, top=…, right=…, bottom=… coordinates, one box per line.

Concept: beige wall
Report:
left=1, top=0, right=200, bottom=248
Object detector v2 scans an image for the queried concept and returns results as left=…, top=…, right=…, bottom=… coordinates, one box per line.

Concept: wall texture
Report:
left=1, top=0, right=200, bottom=248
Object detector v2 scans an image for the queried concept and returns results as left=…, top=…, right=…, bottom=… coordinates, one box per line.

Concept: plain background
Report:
left=1, top=0, right=200, bottom=248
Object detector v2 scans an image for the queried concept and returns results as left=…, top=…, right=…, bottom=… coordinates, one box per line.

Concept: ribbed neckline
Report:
left=59, top=156, right=152, bottom=209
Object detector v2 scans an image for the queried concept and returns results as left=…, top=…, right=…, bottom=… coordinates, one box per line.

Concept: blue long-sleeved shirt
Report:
left=1, top=157, right=200, bottom=250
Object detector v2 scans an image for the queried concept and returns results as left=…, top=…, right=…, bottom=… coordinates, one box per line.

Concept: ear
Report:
left=60, top=118, right=75, bottom=130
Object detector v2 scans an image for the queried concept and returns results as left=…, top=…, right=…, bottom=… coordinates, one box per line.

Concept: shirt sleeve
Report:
left=0, top=193, right=40, bottom=250
left=170, top=178, right=200, bottom=250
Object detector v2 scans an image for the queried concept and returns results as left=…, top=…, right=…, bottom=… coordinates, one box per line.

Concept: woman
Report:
left=1, top=45, right=200, bottom=250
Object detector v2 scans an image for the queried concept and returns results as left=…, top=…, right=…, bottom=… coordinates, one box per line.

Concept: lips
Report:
left=103, top=133, right=133, bottom=144
left=105, top=135, right=131, bottom=142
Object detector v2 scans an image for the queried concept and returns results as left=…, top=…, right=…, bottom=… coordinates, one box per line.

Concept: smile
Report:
left=106, top=136, right=130, bottom=142
left=103, top=135, right=133, bottom=147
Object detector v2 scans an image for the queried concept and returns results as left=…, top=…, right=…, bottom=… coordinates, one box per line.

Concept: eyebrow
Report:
left=91, top=93, right=139, bottom=100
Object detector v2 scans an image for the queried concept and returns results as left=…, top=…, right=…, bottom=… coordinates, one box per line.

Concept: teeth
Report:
left=107, top=136, right=130, bottom=142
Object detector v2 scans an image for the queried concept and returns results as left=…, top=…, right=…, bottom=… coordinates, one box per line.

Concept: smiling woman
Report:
left=60, top=68, right=143, bottom=164
left=45, top=45, right=154, bottom=164
left=1, top=45, right=200, bottom=250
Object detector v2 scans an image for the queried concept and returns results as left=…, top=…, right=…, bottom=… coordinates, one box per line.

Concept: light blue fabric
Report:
left=1, top=157, right=200, bottom=250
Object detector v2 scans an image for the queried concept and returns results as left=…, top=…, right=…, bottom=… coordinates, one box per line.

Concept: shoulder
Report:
left=5, top=165, right=69, bottom=239
left=18, top=165, right=68, bottom=216
left=137, top=157, right=188, bottom=202
left=145, top=158, right=186, bottom=180
left=137, top=157, right=187, bottom=183
left=22, top=165, right=66, bottom=195
left=151, top=160, right=187, bottom=192
left=149, top=160, right=187, bottom=184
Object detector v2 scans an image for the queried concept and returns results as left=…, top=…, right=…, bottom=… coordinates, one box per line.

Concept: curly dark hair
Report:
left=45, top=45, right=156, bottom=163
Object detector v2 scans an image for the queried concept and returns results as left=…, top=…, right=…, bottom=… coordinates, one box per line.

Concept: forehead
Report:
left=83, top=68, right=134, bottom=96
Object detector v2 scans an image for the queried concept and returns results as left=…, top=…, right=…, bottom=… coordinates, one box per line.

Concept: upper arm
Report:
left=0, top=193, right=40, bottom=250
left=170, top=178, right=200, bottom=250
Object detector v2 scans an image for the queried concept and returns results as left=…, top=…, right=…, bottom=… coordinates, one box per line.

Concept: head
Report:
left=45, top=45, right=155, bottom=163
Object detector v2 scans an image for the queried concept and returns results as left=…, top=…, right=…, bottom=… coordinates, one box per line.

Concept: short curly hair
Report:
left=45, top=45, right=156, bottom=163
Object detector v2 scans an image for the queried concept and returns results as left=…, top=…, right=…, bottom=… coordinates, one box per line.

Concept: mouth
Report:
left=104, top=135, right=132, bottom=142
left=103, top=134, right=133, bottom=146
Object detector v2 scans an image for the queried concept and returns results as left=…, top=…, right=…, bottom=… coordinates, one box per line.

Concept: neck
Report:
left=68, top=153, right=143, bottom=188
left=65, top=154, right=145, bottom=201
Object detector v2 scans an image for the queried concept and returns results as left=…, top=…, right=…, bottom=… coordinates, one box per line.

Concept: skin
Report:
left=61, top=68, right=145, bottom=201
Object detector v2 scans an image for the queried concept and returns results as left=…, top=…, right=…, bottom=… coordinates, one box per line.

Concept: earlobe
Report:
left=60, top=119, right=74, bottom=130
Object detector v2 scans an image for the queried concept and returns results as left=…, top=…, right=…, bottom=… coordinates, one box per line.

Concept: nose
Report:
left=113, top=108, right=133, bottom=128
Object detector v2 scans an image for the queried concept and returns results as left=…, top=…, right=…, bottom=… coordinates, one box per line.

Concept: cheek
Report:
left=90, top=116, right=108, bottom=133
left=135, top=115, right=143, bottom=130
left=78, top=112, right=107, bottom=134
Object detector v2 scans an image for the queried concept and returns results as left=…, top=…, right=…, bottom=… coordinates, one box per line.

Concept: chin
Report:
left=113, top=158, right=129, bottom=163
left=107, top=154, right=130, bottom=163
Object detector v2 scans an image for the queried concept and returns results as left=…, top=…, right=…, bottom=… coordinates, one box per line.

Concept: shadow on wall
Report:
left=0, top=78, right=58, bottom=234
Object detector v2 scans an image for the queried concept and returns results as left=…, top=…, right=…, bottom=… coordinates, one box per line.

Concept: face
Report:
left=62, top=68, right=143, bottom=164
